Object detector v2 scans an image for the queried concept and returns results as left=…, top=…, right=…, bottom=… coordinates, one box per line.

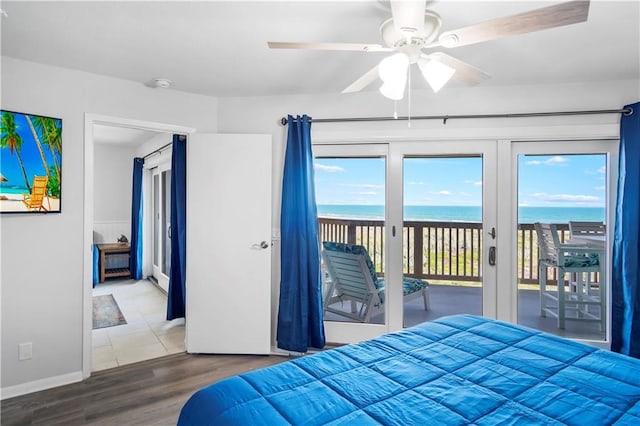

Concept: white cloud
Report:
left=526, top=156, right=568, bottom=166
left=532, top=192, right=600, bottom=203
left=459, top=192, right=472, bottom=197
left=432, top=190, right=452, bottom=196
left=594, top=185, right=606, bottom=191
left=597, top=166, right=606, bottom=174
left=340, top=183, right=384, bottom=189
left=358, top=191, right=377, bottom=196
left=464, top=180, right=482, bottom=186
left=408, top=181, right=425, bottom=185
left=314, top=164, right=344, bottom=173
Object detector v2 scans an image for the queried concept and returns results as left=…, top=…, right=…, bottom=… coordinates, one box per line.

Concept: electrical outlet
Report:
left=19, top=342, right=32, bottom=361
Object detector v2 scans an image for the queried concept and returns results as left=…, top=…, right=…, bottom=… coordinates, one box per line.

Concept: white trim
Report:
left=1, top=371, right=83, bottom=400
left=83, top=113, right=195, bottom=379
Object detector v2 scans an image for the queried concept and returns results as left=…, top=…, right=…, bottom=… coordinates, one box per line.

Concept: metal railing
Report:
left=319, top=218, right=584, bottom=284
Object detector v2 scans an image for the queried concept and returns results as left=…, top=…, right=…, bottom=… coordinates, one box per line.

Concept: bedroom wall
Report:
left=217, top=78, right=639, bottom=348
left=0, top=57, right=218, bottom=395
left=93, top=143, right=137, bottom=243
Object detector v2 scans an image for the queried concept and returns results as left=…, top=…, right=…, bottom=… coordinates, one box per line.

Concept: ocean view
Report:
left=317, top=204, right=605, bottom=224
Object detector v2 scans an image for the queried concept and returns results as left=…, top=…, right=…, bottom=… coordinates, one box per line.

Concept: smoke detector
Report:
left=147, top=78, right=172, bottom=89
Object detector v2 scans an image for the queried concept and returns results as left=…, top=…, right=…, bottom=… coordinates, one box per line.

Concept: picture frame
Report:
left=0, top=109, right=62, bottom=214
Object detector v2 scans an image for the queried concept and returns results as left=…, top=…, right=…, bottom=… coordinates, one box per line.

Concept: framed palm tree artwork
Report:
left=0, top=110, right=62, bottom=213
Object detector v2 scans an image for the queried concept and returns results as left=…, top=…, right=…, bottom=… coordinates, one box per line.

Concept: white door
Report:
left=186, top=133, right=272, bottom=354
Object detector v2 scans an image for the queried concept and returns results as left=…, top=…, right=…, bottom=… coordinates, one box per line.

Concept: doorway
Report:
left=83, top=114, right=194, bottom=378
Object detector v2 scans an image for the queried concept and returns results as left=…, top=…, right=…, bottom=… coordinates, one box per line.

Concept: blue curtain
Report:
left=130, top=157, right=144, bottom=280
left=92, top=244, right=100, bottom=287
left=167, top=135, right=187, bottom=320
left=612, top=101, right=640, bottom=358
left=277, top=115, right=326, bottom=352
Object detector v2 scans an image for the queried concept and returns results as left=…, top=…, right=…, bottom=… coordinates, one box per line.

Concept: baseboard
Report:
left=0, top=371, right=83, bottom=400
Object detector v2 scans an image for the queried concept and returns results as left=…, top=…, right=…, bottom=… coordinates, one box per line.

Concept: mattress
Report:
left=178, top=315, right=640, bottom=425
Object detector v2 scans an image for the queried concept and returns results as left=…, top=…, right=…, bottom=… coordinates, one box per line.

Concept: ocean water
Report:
left=317, top=204, right=605, bottom=224
left=0, top=185, right=28, bottom=195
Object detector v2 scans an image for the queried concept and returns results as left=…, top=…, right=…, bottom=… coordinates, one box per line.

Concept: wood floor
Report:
left=1, top=352, right=288, bottom=425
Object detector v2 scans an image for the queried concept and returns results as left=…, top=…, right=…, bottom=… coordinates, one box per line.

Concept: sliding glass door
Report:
left=512, top=140, right=618, bottom=342
left=314, top=144, right=390, bottom=343
left=390, top=141, right=498, bottom=328
left=152, top=164, right=171, bottom=292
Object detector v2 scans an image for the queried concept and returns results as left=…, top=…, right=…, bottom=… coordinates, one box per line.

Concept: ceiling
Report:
left=1, top=1, right=638, bottom=98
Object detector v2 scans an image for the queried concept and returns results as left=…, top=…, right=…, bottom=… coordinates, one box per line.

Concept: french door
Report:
left=390, top=141, right=498, bottom=329
left=510, top=140, right=618, bottom=342
left=314, top=141, right=498, bottom=344
left=151, top=164, right=171, bottom=292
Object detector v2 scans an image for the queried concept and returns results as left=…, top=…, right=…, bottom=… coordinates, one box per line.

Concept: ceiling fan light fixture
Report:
left=418, top=58, right=456, bottom=93
left=378, top=53, right=409, bottom=100
left=379, top=81, right=406, bottom=100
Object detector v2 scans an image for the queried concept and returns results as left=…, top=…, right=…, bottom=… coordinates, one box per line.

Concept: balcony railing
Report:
left=319, top=218, right=588, bottom=285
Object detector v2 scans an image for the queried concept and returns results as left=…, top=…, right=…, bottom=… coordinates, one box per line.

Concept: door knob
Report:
left=252, top=241, right=270, bottom=250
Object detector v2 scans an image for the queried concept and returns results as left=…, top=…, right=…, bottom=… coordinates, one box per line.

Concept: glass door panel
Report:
left=152, top=165, right=171, bottom=292
left=313, top=143, right=390, bottom=344
left=516, top=151, right=609, bottom=341
left=315, top=157, right=386, bottom=326
left=402, top=156, right=484, bottom=327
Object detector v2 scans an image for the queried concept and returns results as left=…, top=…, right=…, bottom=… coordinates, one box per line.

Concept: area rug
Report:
left=93, top=294, right=127, bottom=329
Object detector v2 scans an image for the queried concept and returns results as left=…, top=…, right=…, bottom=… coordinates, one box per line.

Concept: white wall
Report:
left=93, top=143, right=137, bottom=244
left=217, top=78, right=639, bottom=348
left=0, top=57, right=217, bottom=395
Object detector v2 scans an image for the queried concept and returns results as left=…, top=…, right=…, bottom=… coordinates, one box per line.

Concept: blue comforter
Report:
left=178, top=315, right=640, bottom=425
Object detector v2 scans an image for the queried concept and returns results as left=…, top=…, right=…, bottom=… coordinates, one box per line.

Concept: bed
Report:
left=178, top=315, right=640, bottom=425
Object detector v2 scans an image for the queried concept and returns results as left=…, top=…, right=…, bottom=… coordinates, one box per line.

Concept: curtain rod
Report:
left=143, top=141, right=173, bottom=160
left=280, top=108, right=633, bottom=126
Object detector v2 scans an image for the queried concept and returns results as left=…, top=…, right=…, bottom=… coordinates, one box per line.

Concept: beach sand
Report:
left=0, top=193, right=61, bottom=212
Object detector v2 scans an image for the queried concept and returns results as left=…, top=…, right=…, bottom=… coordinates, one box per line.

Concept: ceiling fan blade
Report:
left=342, top=65, right=380, bottom=94
left=390, top=0, right=427, bottom=38
left=427, top=52, right=490, bottom=86
left=436, top=0, right=590, bottom=48
left=267, top=41, right=390, bottom=52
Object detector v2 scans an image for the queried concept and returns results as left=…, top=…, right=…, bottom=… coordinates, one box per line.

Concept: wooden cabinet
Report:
left=97, top=243, right=131, bottom=282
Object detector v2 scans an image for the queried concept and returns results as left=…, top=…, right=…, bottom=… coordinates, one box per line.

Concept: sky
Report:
left=314, top=154, right=606, bottom=208
left=0, top=111, right=61, bottom=189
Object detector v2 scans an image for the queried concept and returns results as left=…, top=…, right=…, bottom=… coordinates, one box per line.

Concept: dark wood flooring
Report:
left=1, top=352, right=288, bottom=425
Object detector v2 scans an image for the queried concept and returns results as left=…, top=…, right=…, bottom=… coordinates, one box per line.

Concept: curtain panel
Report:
left=277, top=114, right=326, bottom=353
left=167, top=135, right=187, bottom=320
left=611, top=102, right=640, bottom=357
left=130, top=157, right=144, bottom=280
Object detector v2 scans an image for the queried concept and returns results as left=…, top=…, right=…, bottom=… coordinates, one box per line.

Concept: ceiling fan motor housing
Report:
left=380, top=10, right=442, bottom=50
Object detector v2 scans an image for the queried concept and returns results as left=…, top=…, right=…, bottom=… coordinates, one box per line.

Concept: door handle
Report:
left=488, top=227, right=496, bottom=240
left=251, top=241, right=271, bottom=250
left=489, top=246, right=496, bottom=266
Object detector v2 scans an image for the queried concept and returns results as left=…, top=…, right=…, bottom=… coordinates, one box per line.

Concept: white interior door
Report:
left=186, top=133, right=272, bottom=354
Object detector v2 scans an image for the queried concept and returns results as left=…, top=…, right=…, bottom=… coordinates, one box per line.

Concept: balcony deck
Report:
left=324, top=284, right=605, bottom=341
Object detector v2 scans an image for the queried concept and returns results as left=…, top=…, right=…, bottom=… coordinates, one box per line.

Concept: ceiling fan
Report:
left=268, top=0, right=590, bottom=100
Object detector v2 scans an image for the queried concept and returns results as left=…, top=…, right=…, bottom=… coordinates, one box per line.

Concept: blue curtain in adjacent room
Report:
left=276, top=115, right=326, bottom=353
left=93, top=244, right=100, bottom=287
left=167, top=134, right=187, bottom=320
left=130, top=157, right=144, bottom=280
left=611, top=101, right=640, bottom=358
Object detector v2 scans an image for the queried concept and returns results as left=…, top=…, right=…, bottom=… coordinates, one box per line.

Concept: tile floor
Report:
left=92, top=279, right=185, bottom=371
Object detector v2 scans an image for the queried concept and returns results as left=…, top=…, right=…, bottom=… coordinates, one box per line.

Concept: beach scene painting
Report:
left=0, top=110, right=62, bottom=213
